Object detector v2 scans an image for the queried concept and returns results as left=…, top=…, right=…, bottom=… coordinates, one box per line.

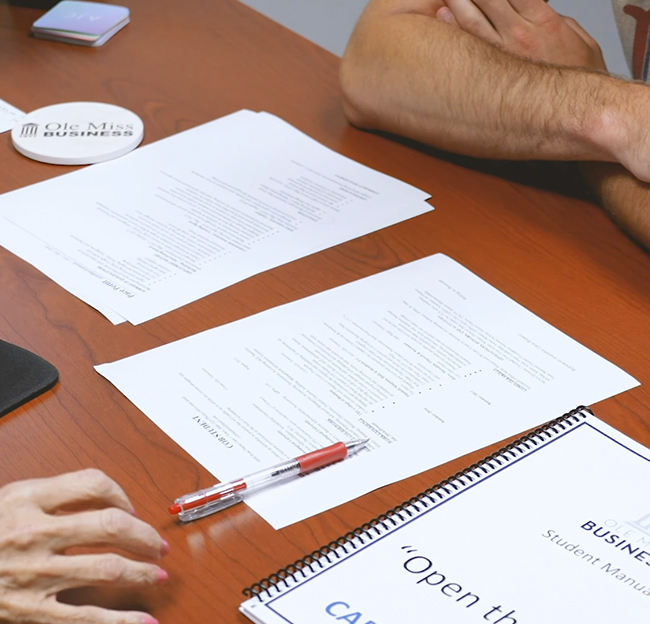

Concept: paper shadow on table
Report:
left=0, top=340, right=59, bottom=418
left=372, top=129, right=591, bottom=201
left=371, top=130, right=650, bottom=260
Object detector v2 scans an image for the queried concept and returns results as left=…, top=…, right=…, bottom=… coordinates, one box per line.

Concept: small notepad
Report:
left=31, top=1, right=130, bottom=47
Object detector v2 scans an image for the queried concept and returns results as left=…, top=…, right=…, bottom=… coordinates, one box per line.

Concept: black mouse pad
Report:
left=0, top=340, right=59, bottom=417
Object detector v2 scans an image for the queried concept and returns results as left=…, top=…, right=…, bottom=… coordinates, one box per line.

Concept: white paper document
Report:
left=0, top=110, right=431, bottom=324
left=96, top=254, right=638, bottom=529
left=0, top=98, right=25, bottom=134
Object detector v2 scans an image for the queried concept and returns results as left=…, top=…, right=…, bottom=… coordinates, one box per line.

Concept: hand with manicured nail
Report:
left=0, top=468, right=169, bottom=624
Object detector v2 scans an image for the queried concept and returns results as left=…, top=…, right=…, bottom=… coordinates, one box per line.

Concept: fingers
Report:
left=26, top=600, right=159, bottom=624
left=0, top=553, right=166, bottom=595
left=560, top=15, right=607, bottom=70
left=443, top=0, right=554, bottom=33
left=435, top=0, right=605, bottom=70
left=561, top=15, right=598, bottom=46
left=461, top=0, right=525, bottom=31
left=436, top=6, right=459, bottom=26
left=0, top=471, right=168, bottom=624
left=0, top=469, right=168, bottom=558
left=441, top=0, right=500, bottom=44
left=47, top=508, right=168, bottom=560
left=7, top=469, right=135, bottom=516
left=41, top=553, right=167, bottom=594
left=506, top=0, right=554, bottom=20
left=40, top=469, right=135, bottom=515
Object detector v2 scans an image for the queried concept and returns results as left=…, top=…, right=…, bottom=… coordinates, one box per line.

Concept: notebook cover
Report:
left=0, top=340, right=59, bottom=418
left=240, top=407, right=596, bottom=612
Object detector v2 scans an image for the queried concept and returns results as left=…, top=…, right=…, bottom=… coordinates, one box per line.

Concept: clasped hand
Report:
left=436, top=0, right=606, bottom=70
left=433, top=0, right=650, bottom=184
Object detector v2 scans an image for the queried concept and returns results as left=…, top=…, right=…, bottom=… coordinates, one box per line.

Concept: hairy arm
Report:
left=340, top=0, right=650, bottom=182
left=581, top=163, right=650, bottom=251
left=411, top=0, right=650, bottom=250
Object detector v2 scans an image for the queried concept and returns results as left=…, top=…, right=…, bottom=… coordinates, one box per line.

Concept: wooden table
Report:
left=1, top=0, right=650, bottom=621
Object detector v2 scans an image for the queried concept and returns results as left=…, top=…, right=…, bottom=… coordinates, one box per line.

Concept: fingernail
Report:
left=142, top=618, right=159, bottom=624
left=436, top=7, right=453, bottom=23
left=130, top=507, right=138, bottom=517
left=157, top=568, right=169, bottom=583
left=160, top=540, right=171, bottom=556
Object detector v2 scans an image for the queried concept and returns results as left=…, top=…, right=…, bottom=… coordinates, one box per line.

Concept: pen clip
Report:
left=177, top=493, right=243, bottom=522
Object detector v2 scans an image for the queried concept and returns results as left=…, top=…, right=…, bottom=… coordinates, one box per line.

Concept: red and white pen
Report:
left=169, top=438, right=369, bottom=522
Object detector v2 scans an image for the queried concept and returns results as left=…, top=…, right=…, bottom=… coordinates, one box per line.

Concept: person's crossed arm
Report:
left=0, top=469, right=169, bottom=624
left=340, top=0, right=650, bottom=249
left=341, top=0, right=650, bottom=183
left=425, top=0, right=650, bottom=249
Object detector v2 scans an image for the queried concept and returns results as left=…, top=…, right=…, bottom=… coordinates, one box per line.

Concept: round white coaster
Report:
left=12, top=101, right=144, bottom=165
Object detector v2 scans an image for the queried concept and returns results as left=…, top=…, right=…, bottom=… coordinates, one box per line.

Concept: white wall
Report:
left=238, top=0, right=369, bottom=56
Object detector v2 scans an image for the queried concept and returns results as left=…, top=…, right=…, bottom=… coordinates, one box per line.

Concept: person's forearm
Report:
left=580, top=162, right=650, bottom=251
left=340, top=0, right=650, bottom=180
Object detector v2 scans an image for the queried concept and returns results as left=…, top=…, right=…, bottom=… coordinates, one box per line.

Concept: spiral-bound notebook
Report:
left=241, top=407, right=650, bottom=623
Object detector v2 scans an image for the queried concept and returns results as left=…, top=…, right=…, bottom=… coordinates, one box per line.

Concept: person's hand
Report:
left=436, top=0, right=607, bottom=70
left=0, top=469, right=169, bottom=624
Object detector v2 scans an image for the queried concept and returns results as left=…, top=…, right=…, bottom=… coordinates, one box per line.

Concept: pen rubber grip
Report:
left=297, top=441, right=347, bottom=473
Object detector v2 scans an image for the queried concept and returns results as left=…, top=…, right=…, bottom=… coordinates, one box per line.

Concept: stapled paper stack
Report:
left=31, top=1, right=130, bottom=47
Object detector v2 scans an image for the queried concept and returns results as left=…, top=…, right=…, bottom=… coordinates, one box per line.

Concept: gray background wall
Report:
left=237, top=0, right=368, bottom=56
left=238, top=0, right=629, bottom=77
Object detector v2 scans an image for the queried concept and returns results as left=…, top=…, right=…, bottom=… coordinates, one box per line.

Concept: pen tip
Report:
left=345, top=438, right=369, bottom=454
left=169, top=503, right=181, bottom=515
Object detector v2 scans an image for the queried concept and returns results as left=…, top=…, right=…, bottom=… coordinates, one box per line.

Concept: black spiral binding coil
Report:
left=242, top=405, right=592, bottom=600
